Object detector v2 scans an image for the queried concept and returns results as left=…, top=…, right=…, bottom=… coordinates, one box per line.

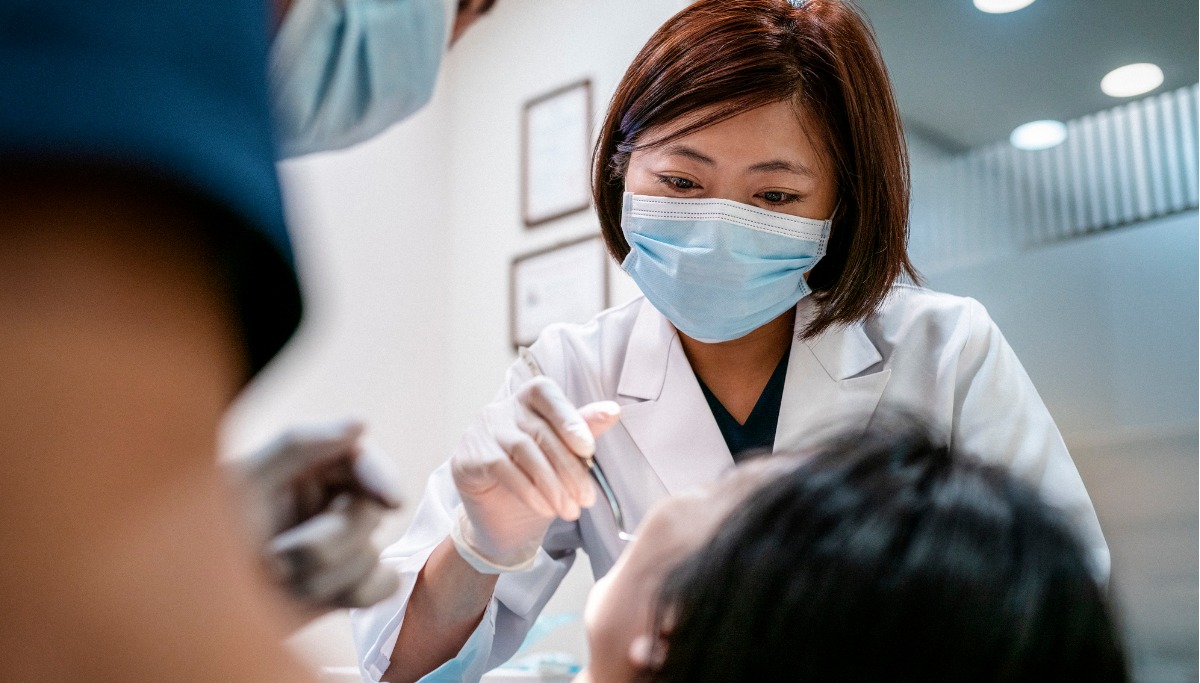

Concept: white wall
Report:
left=919, top=210, right=1199, bottom=441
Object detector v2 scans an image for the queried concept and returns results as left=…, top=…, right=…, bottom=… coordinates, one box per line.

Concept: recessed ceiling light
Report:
left=974, top=0, right=1036, bottom=14
left=1101, top=63, right=1165, bottom=98
left=1010, top=120, right=1067, bottom=150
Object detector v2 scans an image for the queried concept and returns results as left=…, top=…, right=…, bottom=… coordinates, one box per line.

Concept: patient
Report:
left=579, top=421, right=1128, bottom=683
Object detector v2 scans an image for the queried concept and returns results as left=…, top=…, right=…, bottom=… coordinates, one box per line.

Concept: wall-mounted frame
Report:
left=510, top=234, right=610, bottom=349
left=521, top=79, right=593, bottom=227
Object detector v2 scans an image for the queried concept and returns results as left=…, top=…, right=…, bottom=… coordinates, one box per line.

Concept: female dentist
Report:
left=352, top=1, right=1109, bottom=681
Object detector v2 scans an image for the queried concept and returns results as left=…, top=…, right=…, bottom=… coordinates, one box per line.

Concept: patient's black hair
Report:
left=648, top=419, right=1128, bottom=682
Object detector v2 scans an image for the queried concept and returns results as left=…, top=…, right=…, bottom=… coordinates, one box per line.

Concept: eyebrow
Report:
left=661, top=144, right=816, bottom=178
left=747, top=159, right=817, bottom=178
left=661, top=144, right=716, bottom=166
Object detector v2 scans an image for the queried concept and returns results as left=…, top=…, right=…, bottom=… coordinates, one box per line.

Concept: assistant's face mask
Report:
left=269, top=0, right=452, bottom=158
left=620, top=192, right=832, bottom=343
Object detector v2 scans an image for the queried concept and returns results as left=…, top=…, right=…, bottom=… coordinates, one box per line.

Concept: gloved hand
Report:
left=450, top=377, right=620, bottom=572
left=231, top=419, right=403, bottom=616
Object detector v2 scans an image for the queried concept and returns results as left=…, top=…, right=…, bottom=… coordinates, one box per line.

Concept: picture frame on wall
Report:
left=510, top=234, right=609, bottom=349
left=521, top=79, right=593, bottom=227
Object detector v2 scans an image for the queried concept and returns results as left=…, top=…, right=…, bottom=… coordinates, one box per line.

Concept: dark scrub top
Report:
left=0, top=0, right=302, bottom=377
left=698, top=351, right=790, bottom=461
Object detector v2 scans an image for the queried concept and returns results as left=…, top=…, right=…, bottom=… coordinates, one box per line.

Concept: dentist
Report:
left=351, top=1, right=1108, bottom=682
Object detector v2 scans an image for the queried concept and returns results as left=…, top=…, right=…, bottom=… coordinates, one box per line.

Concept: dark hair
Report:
left=458, top=0, right=497, bottom=13
left=648, top=422, right=1128, bottom=682
left=592, top=0, right=919, bottom=339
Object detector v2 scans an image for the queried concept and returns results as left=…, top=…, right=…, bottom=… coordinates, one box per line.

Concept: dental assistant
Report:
left=351, top=1, right=1110, bottom=681
left=234, top=0, right=502, bottom=620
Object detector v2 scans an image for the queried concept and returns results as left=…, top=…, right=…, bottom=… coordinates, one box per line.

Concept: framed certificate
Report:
left=522, top=80, right=593, bottom=227
left=510, top=235, right=610, bottom=348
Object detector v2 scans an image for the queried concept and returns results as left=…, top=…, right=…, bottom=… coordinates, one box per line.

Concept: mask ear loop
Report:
left=826, top=200, right=841, bottom=224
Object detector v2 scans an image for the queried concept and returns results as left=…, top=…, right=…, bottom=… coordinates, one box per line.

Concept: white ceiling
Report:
left=853, top=0, right=1199, bottom=151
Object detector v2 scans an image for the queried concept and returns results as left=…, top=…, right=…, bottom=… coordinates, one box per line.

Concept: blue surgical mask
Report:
left=269, top=0, right=452, bottom=158
left=620, top=192, right=832, bottom=343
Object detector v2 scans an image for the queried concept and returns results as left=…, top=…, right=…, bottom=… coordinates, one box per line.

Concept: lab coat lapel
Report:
left=616, top=300, right=733, bottom=495
left=775, top=297, right=892, bottom=451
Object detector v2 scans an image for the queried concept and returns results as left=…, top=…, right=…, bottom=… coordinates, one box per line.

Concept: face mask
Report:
left=270, top=0, right=452, bottom=158
left=620, top=192, right=832, bottom=343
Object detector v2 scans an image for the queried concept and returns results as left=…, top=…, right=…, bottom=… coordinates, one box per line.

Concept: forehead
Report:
left=635, top=455, right=805, bottom=548
left=635, top=100, right=831, bottom=170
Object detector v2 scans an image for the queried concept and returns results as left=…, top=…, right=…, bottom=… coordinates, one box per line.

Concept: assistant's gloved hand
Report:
left=450, top=377, right=620, bottom=573
left=231, top=419, right=403, bottom=617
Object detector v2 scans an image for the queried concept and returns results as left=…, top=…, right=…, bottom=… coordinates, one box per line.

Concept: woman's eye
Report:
left=657, top=175, right=697, bottom=191
left=759, top=190, right=799, bottom=205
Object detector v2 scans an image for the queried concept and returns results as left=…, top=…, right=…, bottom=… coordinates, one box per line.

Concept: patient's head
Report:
left=581, top=422, right=1127, bottom=683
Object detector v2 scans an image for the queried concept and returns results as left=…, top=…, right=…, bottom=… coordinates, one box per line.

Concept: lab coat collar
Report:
left=793, top=296, right=882, bottom=381
left=616, top=299, right=674, bottom=400
left=616, top=296, right=884, bottom=398
left=775, top=296, right=890, bottom=451
left=612, top=297, right=890, bottom=495
left=615, top=299, right=733, bottom=494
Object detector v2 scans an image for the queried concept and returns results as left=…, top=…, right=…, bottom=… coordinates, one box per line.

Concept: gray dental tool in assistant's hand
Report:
left=232, top=419, right=404, bottom=618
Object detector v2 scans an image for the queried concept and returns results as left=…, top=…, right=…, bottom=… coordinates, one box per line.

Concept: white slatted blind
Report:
left=909, top=84, right=1199, bottom=272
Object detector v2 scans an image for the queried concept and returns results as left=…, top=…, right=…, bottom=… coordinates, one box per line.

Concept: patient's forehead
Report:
left=653, top=454, right=808, bottom=520
left=714, top=452, right=808, bottom=490
left=637, top=454, right=807, bottom=545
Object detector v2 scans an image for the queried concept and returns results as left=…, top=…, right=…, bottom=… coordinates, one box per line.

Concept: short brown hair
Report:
left=592, top=0, right=919, bottom=339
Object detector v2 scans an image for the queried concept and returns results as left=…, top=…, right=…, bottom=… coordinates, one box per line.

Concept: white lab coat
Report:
left=351, top=285, right=1109, bottom=682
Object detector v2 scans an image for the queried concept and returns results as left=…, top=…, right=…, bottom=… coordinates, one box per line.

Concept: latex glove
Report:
left=451, top=376, right=621, bottom=571
left=232, top=419, right=403, bottom=615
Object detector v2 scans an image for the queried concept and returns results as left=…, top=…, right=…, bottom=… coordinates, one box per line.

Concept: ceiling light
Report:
left=1010, top=120, right=1067, bottom=150
left=973, top=0, right=1036, bottom=13
left=1101, top=63, right=1165, bottom=98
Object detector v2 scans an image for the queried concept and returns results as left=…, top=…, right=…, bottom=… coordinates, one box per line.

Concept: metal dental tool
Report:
left=517, top=346, right=636, bottom=542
